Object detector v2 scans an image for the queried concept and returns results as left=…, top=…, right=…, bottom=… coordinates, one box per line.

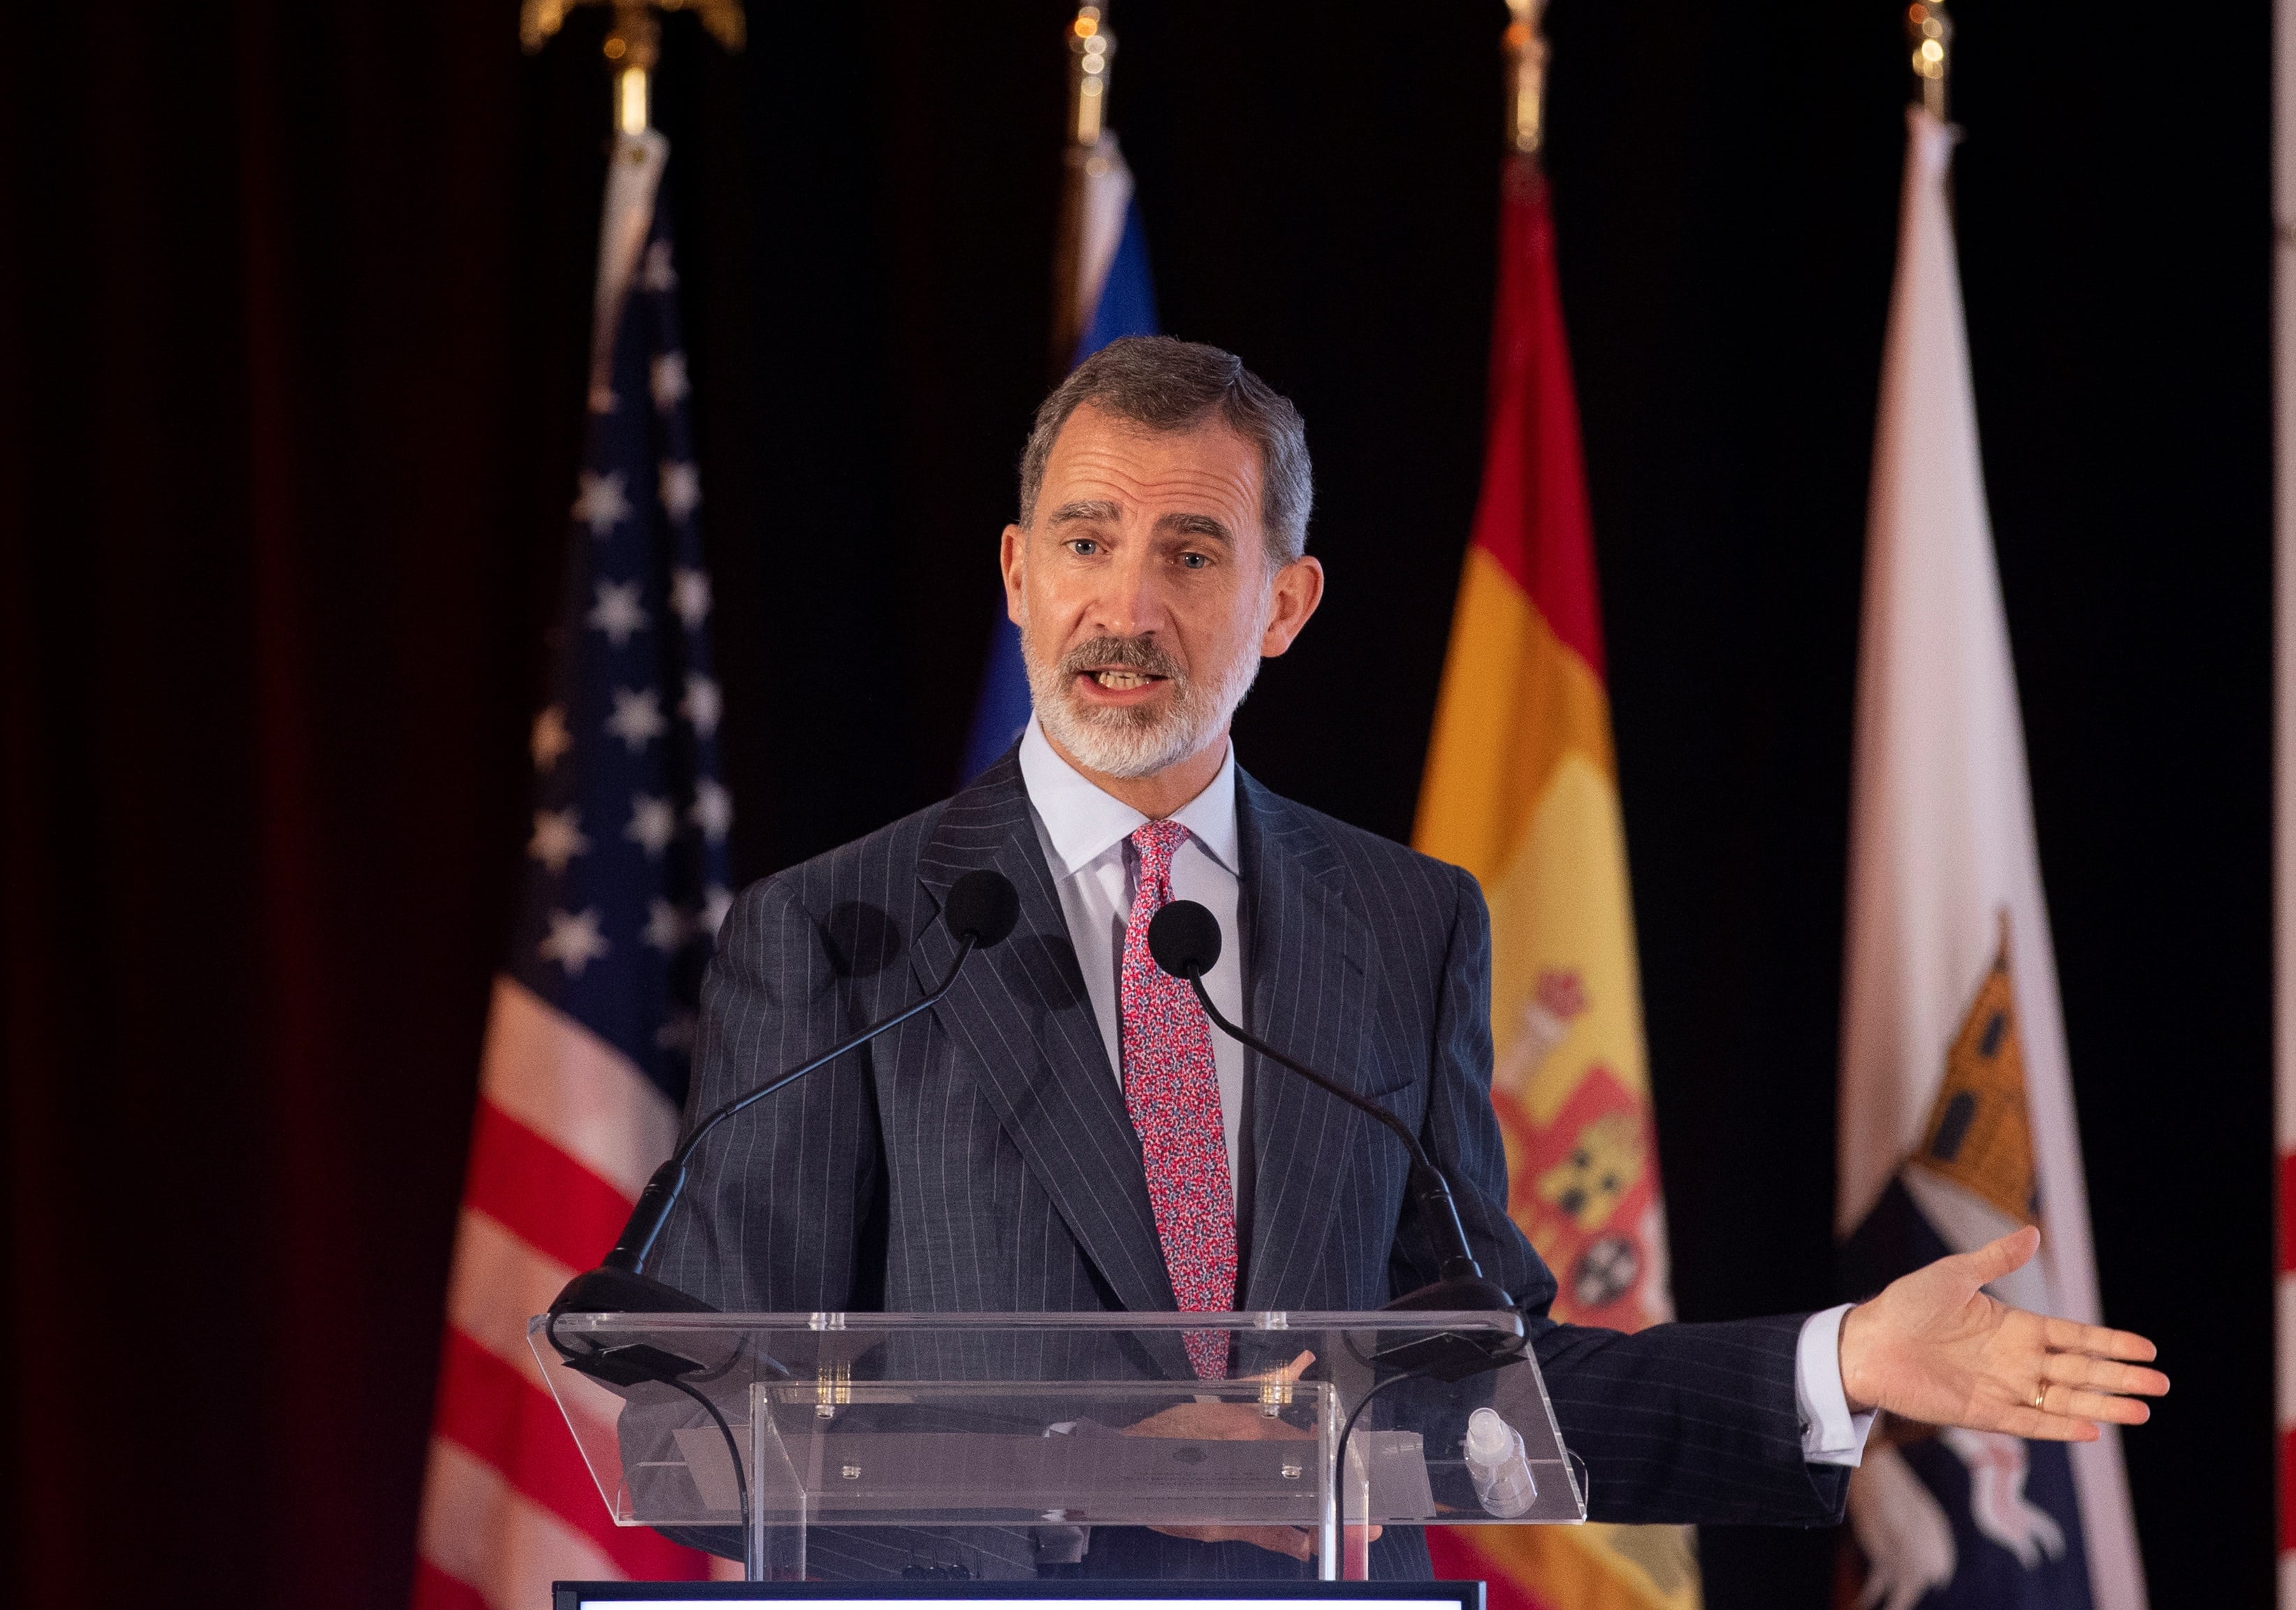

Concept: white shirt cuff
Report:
left=1795, top=1303, right=1877, bottom=1467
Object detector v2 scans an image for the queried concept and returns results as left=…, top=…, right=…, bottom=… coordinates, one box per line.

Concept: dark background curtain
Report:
left=0, top=1, right=2267, bottom=1605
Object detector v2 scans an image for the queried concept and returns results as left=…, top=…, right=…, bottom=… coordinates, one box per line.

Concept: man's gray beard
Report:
left=1023, top=628, right=1263, bottom=780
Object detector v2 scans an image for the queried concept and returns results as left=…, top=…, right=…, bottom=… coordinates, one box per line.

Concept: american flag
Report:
left=413, top=129, right=733, bottom=1609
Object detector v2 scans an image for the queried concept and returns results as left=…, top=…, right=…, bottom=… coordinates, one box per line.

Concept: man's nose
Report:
left=1084, top=544, right=1169, bottom=639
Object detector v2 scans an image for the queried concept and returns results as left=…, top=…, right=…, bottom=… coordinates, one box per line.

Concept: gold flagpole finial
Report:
left=1907, top=1, right=1951, bottom=121
left=520, top=0, right=748, bottom=135
left=1504, top=0, right=1548, bottom=158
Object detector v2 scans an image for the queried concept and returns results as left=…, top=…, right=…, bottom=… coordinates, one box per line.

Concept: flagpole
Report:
left=605, top=3, right=658, bottom=134
left=1051, top=3, right=1117, bottom=378
left=1502, top=0, right=1546, bottom=158
left=1908, top=1, right=1952, bottom=122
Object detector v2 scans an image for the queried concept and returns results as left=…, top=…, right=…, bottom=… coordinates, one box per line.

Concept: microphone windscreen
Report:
left=1147, top=900, right=1222, bottom=980
left=943, top=869, right=1020, bottom=948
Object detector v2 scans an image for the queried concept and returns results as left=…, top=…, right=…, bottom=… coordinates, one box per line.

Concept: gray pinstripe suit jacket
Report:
left=651, top=753, right=1848, bottom=1578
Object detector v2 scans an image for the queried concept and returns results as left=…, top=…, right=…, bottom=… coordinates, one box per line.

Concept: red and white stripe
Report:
left=414, top=978, right=727, bottom=1607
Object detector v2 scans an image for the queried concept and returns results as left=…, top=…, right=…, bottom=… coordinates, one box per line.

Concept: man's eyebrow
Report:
left=1156, top=512, right=1234, bottom=544
left=1047, top=498, right=1124, bottom=525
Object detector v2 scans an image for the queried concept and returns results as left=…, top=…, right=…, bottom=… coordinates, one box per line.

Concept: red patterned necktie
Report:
left=1120, top=819, right=1237, bottom=1379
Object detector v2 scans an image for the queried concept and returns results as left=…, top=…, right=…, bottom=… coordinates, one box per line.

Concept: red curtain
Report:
left=0, top=6, right=607, bottom=1603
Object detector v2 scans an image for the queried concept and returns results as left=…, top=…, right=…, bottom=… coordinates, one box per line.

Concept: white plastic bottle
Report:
left=1462, top=1407, right=1537, bottom=1518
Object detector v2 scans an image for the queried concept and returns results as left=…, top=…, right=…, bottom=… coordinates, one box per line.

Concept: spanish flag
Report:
left=1414, top=157, right=1698, bottom=1610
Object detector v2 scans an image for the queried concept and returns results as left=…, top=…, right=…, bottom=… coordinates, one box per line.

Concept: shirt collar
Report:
left=1017, top=716, right=1240, bottom=879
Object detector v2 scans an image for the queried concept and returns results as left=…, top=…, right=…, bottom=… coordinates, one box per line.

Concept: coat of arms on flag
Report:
left=1842, top=918, right=2093, bottom=1608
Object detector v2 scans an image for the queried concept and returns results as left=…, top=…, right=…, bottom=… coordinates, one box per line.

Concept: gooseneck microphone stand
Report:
left=548, top=868, right=1022, bottom=1337
left=539, top=871, right=1019, bottom=1559
left=1143, top=900, right=1524, bottom=1378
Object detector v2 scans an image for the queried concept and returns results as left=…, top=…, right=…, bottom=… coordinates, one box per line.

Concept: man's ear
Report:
left=1000, top=523, right=1027, bottom=627
left=1259, top=554, right=1325, bottom=657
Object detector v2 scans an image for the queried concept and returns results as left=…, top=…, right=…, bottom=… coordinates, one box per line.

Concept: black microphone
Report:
left=1147, top=899, right=1517, bottom=1323
left=548, top=868, right=1021, bottom=1350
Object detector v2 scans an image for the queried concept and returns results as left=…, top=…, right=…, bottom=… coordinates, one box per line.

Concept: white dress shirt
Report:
left=1013, top=715, right=1871, bottom=1467
left=1017, top=718, right=1248, bottom=1185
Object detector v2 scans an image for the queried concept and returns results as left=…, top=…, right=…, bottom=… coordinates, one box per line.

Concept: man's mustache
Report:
left=1057, top=635, right=1186, bottom=684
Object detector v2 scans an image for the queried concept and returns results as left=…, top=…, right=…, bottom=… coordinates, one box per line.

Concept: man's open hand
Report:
left=1125, top=1351, right=1381, bottom=1562
left=1837, top=1226, right=2167, bottom=1441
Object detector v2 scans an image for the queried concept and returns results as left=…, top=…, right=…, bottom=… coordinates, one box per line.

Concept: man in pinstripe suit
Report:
left=652, top=337, right=2164, bottom=1579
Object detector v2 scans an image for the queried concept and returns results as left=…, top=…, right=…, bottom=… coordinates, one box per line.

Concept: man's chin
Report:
left=1041, top=701, right=1207, bottom=780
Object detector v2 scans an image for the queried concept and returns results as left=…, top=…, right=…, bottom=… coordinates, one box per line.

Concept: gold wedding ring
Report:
left=2033, top=1385, right=2047, bottom=1409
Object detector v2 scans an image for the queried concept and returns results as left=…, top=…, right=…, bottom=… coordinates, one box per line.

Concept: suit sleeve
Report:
left=1420, top=863, right=1848, bottom=1527
left=648, top=871, right=886, bottom=1312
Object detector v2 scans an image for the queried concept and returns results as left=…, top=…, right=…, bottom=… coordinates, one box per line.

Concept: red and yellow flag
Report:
left=1414, top=159, right=1699, bottom=1610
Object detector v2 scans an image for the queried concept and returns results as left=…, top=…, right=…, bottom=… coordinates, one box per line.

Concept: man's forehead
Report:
left=1040, top=405, right=1263, bottom=524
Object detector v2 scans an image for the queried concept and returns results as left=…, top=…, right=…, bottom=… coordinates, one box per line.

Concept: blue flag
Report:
left=958, top=144, right=1159, bottom=782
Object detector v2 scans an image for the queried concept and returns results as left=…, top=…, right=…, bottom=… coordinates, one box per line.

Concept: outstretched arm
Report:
left=1838, top=1225, right=2167, bottom=1439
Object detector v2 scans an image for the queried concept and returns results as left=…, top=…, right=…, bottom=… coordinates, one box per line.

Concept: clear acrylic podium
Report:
left=531, top=1310, right=1585, bottom=1582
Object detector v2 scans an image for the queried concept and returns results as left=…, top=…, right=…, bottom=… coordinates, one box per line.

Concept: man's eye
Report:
left=1067, top=539, right=1098, bottom=556
left=1178, top=551, right=1209, bottom=570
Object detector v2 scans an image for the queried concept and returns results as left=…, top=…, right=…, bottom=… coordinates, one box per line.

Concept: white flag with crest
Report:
left=1838, top=105, right=2145, bottom=1610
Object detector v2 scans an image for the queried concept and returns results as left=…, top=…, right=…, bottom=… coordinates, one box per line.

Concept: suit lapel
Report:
left=911, top=755, right=1179, bottom=1319
left=1235, top=771, right=1373, bottom=1311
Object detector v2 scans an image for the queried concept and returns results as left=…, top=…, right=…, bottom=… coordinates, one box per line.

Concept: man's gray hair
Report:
left=1017, top=335, right=1314, bottom=566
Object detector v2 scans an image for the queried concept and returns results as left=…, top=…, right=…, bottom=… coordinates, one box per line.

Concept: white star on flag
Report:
left=528, top=807, right=591, bottom=873
left=638, top=238, right=678, bottom=292
left=670, top=567, right=712, bottom=628
left=690, top=778, right=733, bottom=843
left=659, top=461, right=701, bottom=523
left=651, top=351, right=690, bottom=410
left=571, top=470, right=631, bottom=537
left=681, top=674, right=723, bottom=738
left=641, top=898, right=694, bottom=952
left=701, top=884, right=734, bottom=939
left=530, top=705, right=572, bottom=772
left=625, top=793, right=678, bottom=857
left=537, top=907, right=611, bottom=976
left=587, top=579, right=651, bottom=647
left=605, top=686, right=669, bottom=752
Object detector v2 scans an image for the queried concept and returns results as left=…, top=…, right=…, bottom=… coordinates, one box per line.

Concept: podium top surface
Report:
left=535, top=1308, right=1530, bottom=1338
